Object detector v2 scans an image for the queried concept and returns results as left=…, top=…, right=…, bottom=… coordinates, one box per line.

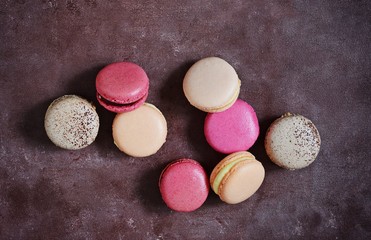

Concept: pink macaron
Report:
left=159, top=159, right=209, bottom=212
left=204, top=99, right=259, bottom=154
left=96, top=62, right=149, bottom=113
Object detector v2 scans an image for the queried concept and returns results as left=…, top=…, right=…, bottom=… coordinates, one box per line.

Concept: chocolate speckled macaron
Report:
left=265, top=113, right=321, bottom=170
left=45, top=95, right=99, bottom=150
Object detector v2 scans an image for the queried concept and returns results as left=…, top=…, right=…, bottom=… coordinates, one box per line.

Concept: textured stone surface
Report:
left=0, top=0, right=370, bottom=239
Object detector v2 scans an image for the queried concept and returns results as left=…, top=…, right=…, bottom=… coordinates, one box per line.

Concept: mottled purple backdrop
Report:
left=0, top=1, right=370, bottom=239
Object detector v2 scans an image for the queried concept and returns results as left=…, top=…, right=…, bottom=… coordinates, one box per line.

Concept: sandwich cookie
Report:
left=112, top=103, right=167, bottom=157
left=183, top=57, right=241, bottom=112
left=44, top=95, right=99, bottom=150
left=210, top=151, right=265, bottom=204
left=159, top=159, right=209, bottom=212
left=265, top=113, right=321, bottom=170
left=204, top=99, right=259, bottom=154
left=96, top=62, right=149, bottom=113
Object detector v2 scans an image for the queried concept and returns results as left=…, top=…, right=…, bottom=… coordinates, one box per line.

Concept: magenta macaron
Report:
left=204, top=99, right=259, bottom=154
left=159, top=159, right=209, bottom=212
left=96, top=62, right=149, bottom=113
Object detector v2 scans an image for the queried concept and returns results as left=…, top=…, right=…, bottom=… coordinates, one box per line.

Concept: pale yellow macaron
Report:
left=210, top=151, right=265, bottom=204
left=183, top=57, right=241, bottom=112
left=112, top=103, right=167, bottom=157
left=265, top=113, right=321, bottom=170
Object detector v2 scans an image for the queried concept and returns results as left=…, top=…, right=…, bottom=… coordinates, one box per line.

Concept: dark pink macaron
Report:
left=159, top=159, right=209, bottom=212
left=204, top=99, right=259, bottom=154
left=96, top=62, right=149, bottom=113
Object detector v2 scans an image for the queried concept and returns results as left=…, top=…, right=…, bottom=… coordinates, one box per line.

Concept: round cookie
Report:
left=210, top=151, right=265, bottom=204
left=44, top=95, right=99, bottom=150
left=96, top=62, right=149, bottom=113
left=112, top=103, right=167, bottom=157
left=204, top=99, right=259, bottom=154
left=183, top=57, right=241, bottom=112
left=265, top=113, right=321, bottom=170
left=159, top=159, right=209, bottom=212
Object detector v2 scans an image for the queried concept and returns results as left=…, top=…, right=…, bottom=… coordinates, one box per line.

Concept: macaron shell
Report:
left=219, top=160, right=265, bottom=204
left=159, top=159, right=209, bottom=212
left=265, top=113, right=321, bottom=170
left=183, top=57, right=240, bottom=112
left=112, top=103, right=167, bottom=157
left=44, top=95, right=99, bottom=150
left=204, top=99, right=259, bottom=154
left=96, top=62, right=149, bottom=112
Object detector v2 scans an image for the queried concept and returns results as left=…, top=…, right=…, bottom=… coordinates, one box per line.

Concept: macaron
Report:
left=96, top=62, right=149, bottom=113
left=265, top=113, right=321, bottom=170
left=210, top=151, right=265, bottom=204
left=112, top=103, right=167, bottom=157
left=159, top=159, right=209, bottom=212
left=204, top=99, right=259, bottom=154
left=183, top=57, right=241, bottom=112
left=44, top=95, right=99, bottom=150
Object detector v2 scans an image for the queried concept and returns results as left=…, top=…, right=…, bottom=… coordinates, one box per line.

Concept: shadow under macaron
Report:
left=64, top=64, right=121, bottom=158
left=247, top=117, right=280, bottom=171
left=186, top=108, right=225, bottom=173
left=158, top=61, right=195, bottom=115
left=157, top=60, right=224, bottom=168
left=162, top=61, right=226, bottom=166
left=249, top=115, right=282, bottom=172
left=64, top=64, right=106, bottom=101
left=136, top=161, right=174, bottom=214
left=19, top=98, right=57, bottom=149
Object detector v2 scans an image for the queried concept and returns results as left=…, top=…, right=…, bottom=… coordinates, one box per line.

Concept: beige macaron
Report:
left=44, top=95, right=99, bottom=150
left=265, top=113, right=321, bottom=170
left=183, top=57, right=241, bottom=112
left=112, top=103, right=167, bottom=157
left=210, top=151, right=265, bottom=204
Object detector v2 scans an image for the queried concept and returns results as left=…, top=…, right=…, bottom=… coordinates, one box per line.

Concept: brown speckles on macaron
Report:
left=44, top=95, right=99, bottom=150
left=264, top=113, right=321, bottom=170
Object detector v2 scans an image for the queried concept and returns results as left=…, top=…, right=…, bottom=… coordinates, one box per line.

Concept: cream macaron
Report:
left=44, top=95, right=100, bottom=150
left=183, top=57, right=241, bottom=112
left=210, top=151, right=265, bottom=204
left=112, top=103, right=167, bottom=157
left=265, top=113, right=321, bottom=170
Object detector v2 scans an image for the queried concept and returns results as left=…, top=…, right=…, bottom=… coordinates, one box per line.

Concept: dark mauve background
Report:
left=0, top=0, right=370, bottom=239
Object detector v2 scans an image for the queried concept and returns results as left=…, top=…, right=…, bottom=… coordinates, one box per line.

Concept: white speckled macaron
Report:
left=265, top=113, right=321, bottom=170
left=44, top=95, right=99, bottom=150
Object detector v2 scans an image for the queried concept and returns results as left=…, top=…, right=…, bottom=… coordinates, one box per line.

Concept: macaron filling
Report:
left=97, top=92, right=147, bottom=108
left=212, top=157, right=246, bottom=194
